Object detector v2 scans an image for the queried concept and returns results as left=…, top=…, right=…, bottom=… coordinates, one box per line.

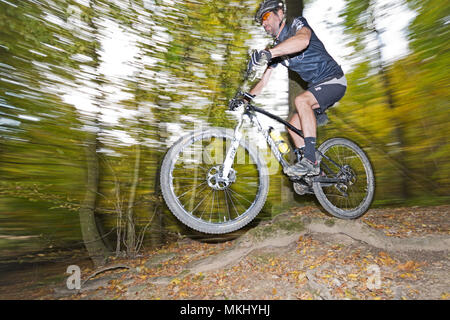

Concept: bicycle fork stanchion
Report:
left=220, top=118, right=243, bottom=181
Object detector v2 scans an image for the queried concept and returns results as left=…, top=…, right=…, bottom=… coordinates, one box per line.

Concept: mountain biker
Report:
left=233, top=0, right=347, bottom=177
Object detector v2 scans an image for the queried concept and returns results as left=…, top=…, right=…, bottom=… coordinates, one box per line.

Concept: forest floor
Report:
left=1, top=205, right=449, bottom=300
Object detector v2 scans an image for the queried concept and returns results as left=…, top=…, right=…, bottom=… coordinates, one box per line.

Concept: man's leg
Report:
left=288, top=113, right=304, bottom=148
left=288, top=93, right=321, bottom=146
left=294, top=91, right=320, bottom=163
left=284, top=91, right=321, bottom=177
left=285, top=76, right=347, bottom=177
left=288, top=114, right=305, bottom=162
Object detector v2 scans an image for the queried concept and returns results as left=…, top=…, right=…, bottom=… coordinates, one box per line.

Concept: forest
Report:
left=0, top=0, right=448, bottom=297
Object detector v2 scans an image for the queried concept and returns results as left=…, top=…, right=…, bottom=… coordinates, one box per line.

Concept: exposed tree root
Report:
left=81, top=264, right=131, bottom=288
left=185, top=215, right=449, bottom=276
left=305, top=217, right=450, bottom=252
left=187, top=233, right=301, bottom=275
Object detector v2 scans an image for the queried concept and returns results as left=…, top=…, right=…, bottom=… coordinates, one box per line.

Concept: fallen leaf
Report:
left=397, top=261, right=418, bottom=272
left=348, top=274, right=359, bottom=280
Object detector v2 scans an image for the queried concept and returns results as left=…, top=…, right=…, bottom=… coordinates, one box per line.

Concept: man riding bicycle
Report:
left=234, top=0, right=347, bottom=177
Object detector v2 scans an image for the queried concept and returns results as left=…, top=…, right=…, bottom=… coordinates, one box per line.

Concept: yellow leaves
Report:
left=399, top=273, right=416, bottom=279
left=289, top=271, right=307, bottom=284
left=214, top=290, right=224, bottom=297
left=193, top=272, right=205, bottom=282
left=297, top=291, right=314, bottom=300
left=347, top=273, right=359, bottom=280
left=364, top=221, right=382, bottom=229
left=397, top=261, right=420, bottom=272
left=138, top=274, right=148, bottom=280
left=136, top=266, right=151, bottom=274
left=441, top=293, right=449, bottom=300
left=396, top=260, right=422, bottom=280
left=389, top=259, right=425, bottom=283
left=297, top=235, right=317, bottom=249
left=331, top=244, right=344, bottom=251
left=377, top=251, right=396, bottom=266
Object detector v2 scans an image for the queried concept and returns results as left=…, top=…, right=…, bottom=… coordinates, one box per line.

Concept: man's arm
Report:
left=229, top=67, right=273, bottom=110
left=268, top=27, right=311, bottom=58
left=249, top=67, right=274, bottom=96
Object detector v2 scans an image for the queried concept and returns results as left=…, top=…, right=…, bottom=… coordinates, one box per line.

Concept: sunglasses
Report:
left=261, top=11, right=271, bottom=23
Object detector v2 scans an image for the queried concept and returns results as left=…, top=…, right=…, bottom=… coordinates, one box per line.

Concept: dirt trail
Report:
left=2, top=205, right=449, bottom=300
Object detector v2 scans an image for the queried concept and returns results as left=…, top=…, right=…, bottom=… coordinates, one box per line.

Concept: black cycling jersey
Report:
left=269, top=16, right=343, bottom=86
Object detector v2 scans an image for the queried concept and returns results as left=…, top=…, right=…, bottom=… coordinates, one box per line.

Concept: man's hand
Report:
left=249, top=49, right=272, bottom=70
left=247, top=49, right=272, bottom=81
left=228, top=98, right=245, bottom=111
left=228, top=92, right=255, bottom=111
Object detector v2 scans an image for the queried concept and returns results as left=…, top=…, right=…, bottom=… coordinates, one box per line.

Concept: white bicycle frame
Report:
left=220, top=104, right=290, bottom=181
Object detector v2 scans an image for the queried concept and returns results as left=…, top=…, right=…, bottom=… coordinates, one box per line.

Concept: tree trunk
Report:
left=149, top=150, right=166, bottom=248
left=77, top=0, right=112, bottom=266
left=79, top=136, right=110, bottom=266
left=283, top=0, right=305, bottom=206
left=125, top=143, right=141, bottom=257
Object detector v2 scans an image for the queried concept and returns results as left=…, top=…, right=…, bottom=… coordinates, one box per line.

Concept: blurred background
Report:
left=0, top=0, right=448, bottom=290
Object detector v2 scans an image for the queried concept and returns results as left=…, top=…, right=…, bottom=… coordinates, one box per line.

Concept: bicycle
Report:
left=160, top=57, right=375, bottom=234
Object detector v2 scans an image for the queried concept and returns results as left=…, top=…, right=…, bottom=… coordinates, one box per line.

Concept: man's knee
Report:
left=294, top=93, right=315, bottom=111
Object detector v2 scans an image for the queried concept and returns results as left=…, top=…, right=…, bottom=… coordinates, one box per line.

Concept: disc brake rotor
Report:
left=206, top=166, right=236, bottom=190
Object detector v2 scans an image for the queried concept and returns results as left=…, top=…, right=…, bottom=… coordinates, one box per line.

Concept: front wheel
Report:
left=312, top=138, right=375, bottom=219
left=160, top=128, right=269, bottom=234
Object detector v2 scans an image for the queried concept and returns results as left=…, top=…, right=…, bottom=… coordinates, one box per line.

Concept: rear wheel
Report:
left=312, top=138, right=375, bottom=219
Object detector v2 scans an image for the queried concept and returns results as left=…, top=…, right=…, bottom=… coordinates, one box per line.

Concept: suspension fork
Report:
left=220, top=117, right=244, bottom=179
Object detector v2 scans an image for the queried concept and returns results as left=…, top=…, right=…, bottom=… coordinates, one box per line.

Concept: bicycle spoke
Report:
left=176, top=180, right=208, bottom=200
left=226, top=188, right=245, bottom=218
left=199, top=189, right=214, bottom=220
left=190, top=187, right=212, bottom=214
left=225, top=189, right=239, bottom=219
left=209, top=190, right=215, bottom=222
left=223, top=188, right=233, bottom=222
left=227, top=187, right=254, bottom=205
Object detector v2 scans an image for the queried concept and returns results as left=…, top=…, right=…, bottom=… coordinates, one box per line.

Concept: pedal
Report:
left=293, top=182, right=313, bottom=195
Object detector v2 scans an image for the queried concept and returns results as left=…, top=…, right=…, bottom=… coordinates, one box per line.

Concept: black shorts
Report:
left=308, top=75, right=347, bottom=112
